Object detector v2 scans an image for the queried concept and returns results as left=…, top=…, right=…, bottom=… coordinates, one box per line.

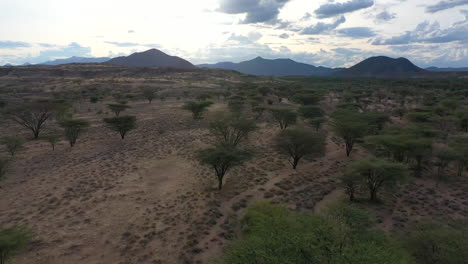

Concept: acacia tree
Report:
left=433, top=147, right=458, bottom=181
left=60, top=119, right=90, bottom=147
left=142, top=88, right=156, bottom=104
left=209, top=117, right=256, bottom=147
left=107, top=104, right=131, bottom=117
left=269, top=108, right=297, bottom=129
left=0, top=227, right=31, bottom=264
left=275, top=128, right=325, bottom=169
left=103, top=116, right=137, bottom=139
left=298, top=106, right=324, bottom=120
left=6, top=102, right=54, bottom=139
left=340, top=171, right=361, bottom=202
left=331, top=110, right=369, bottom=157
left=45, top=134, right=61, bottom=151
left=197, top=145, right=252, bottom=190
left=182, top=101, right=213, bottom=119
left=346, top=157, right=407, bottom=202
left=0, top=137, right=25, bottom=157
left=449, top=136, right=468, bottom=177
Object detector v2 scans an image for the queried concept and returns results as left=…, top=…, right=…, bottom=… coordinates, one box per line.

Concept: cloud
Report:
left=300, top=16, right=346, bottom=35
left=373, top=12, right=468, bottom=45
left=104, top=41, right=161, bottom=48
left=375, top=10, right=396, bottom=22
left=0, top=41, right=31, bottom=49
left=128, top=30, right=135, bottom=33
left=337, top=27, right=377, bottom=38
left=279, top=33, right=290, bottom=39
left=314, top=0, right=374, bottom=19
left=217, top=0, right=291, bottom=24
left=426, top=0, right=468, bottom=13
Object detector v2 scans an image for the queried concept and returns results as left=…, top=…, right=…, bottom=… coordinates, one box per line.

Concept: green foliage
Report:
left=227, top=100, right=245, bottom=116
left=107, top=103, right=130, bottom=117
left=298, top=106, right=323, bottom=120
left=59, top=119, right=90, bottom=147
left=182, top=101, right=213, bottom=119
left=345, top=157, right=408, bottom=201
left=142, top=88, right=156, bottom=103
left=402, top=221, right=468, bottom=264
left=45, top=134, right=61, bottom=151
left=0, top=137, right=25, bottom=157
left=219, top=202, right=410, bottom=264
left=433, top=147, right=458, bottom=181
left=275, top=128, right=325, bottom=169
left=449, top=136, right=468, bottom=177
left=455, top=109, right=468, bottom=132
left=197, top=144, right=252, bottom=190
left=103, top=116, right=137, bottom=139
left=257, top=87, right=271, bottom=96
left=362, top=111, right=390, bottom=132
left=330, top=109, right=370, bottom=157
left=209, top=117, right=257, bottom=147
left=292, top=93, right=321, bottom=105
left=0, top=227, right=32, bottom=264
left=269, top=108, right=297, bottom=129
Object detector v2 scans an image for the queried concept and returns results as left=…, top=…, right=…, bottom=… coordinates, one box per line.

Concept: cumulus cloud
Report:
left=279, top=33, right=290, bottom=39
left=375, top=10, right=396, bottom=22
left=426, top=0, right=468, bottom=13
left=0, top=41, right=31, bottom=49
left=217, top=0, right=291, bottom=24
left=373, top=12, right=468, bottom=45
left=337, top=27, right=377, bottom=38
left=314, top=0, right=374, bottom=19
left=300, top=16, right=346, bottom=35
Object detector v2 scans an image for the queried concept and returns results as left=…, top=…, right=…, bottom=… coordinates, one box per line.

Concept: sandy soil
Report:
left=1, top=98, right=467, bottom=264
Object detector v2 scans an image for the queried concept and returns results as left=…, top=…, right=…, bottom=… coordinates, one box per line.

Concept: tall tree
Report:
left=275, top=128, right=325, bottom=169
left=60, top=119, right=90, bottom=147
left=103, top=116, right=137, bottom=139
left=197, top=145, right=252, bottom=190
left=209, top=117, right=256, bottom=147
left=346, top=157, right=407, bottom=201
left=331, top=110, right=370, bottom=157
left=269, top=108, right=297, bottom=129
left=6, top=101, right=55, bottom=139
left=182, top=101, right=213, bottom=119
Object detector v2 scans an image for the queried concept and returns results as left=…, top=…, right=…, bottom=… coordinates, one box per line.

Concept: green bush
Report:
left=219, top=202, right=410, bottom=264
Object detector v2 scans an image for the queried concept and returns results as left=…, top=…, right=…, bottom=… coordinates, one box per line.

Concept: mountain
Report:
left=334, top=56, right=428, bottom=78
left=3, top=63, right=13, bottom=67
left=198, top=57, right=339, bottom=76
left=39, top=56, right=111, bottom=65
left=426, top=67, right=468, bottom=72
left=106, top=49, right=195, bottom=68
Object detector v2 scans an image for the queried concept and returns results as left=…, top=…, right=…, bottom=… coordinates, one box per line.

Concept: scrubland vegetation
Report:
left=0, top=65, right=467, bottom=263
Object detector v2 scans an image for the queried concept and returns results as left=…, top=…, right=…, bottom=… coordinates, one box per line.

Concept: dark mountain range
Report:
left=39, top=56, right=111, bottom=65
left=426, top=67, right=468, bottom=72
left=198, top=57, right=340, bottom=76
left=334, top=56, right=427, bottom=78
left=106, top=49, right=195, bottom=68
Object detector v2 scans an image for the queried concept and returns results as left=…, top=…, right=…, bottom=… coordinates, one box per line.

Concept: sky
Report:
left=0, top=0, right=467, bottom=68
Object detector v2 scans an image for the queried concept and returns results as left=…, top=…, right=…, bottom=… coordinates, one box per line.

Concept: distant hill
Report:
left=106, top=49, right=195, bottom=68
left=198, top=57, right=339, bottom=76
left=39, top=56, right=111, bottom=65
left=426, top=67, right=468, bottom=72
left=335, top=56, right=428, bottom=78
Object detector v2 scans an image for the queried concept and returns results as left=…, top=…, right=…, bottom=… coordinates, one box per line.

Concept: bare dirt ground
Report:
left=1, top=85, right=467, bottom=263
